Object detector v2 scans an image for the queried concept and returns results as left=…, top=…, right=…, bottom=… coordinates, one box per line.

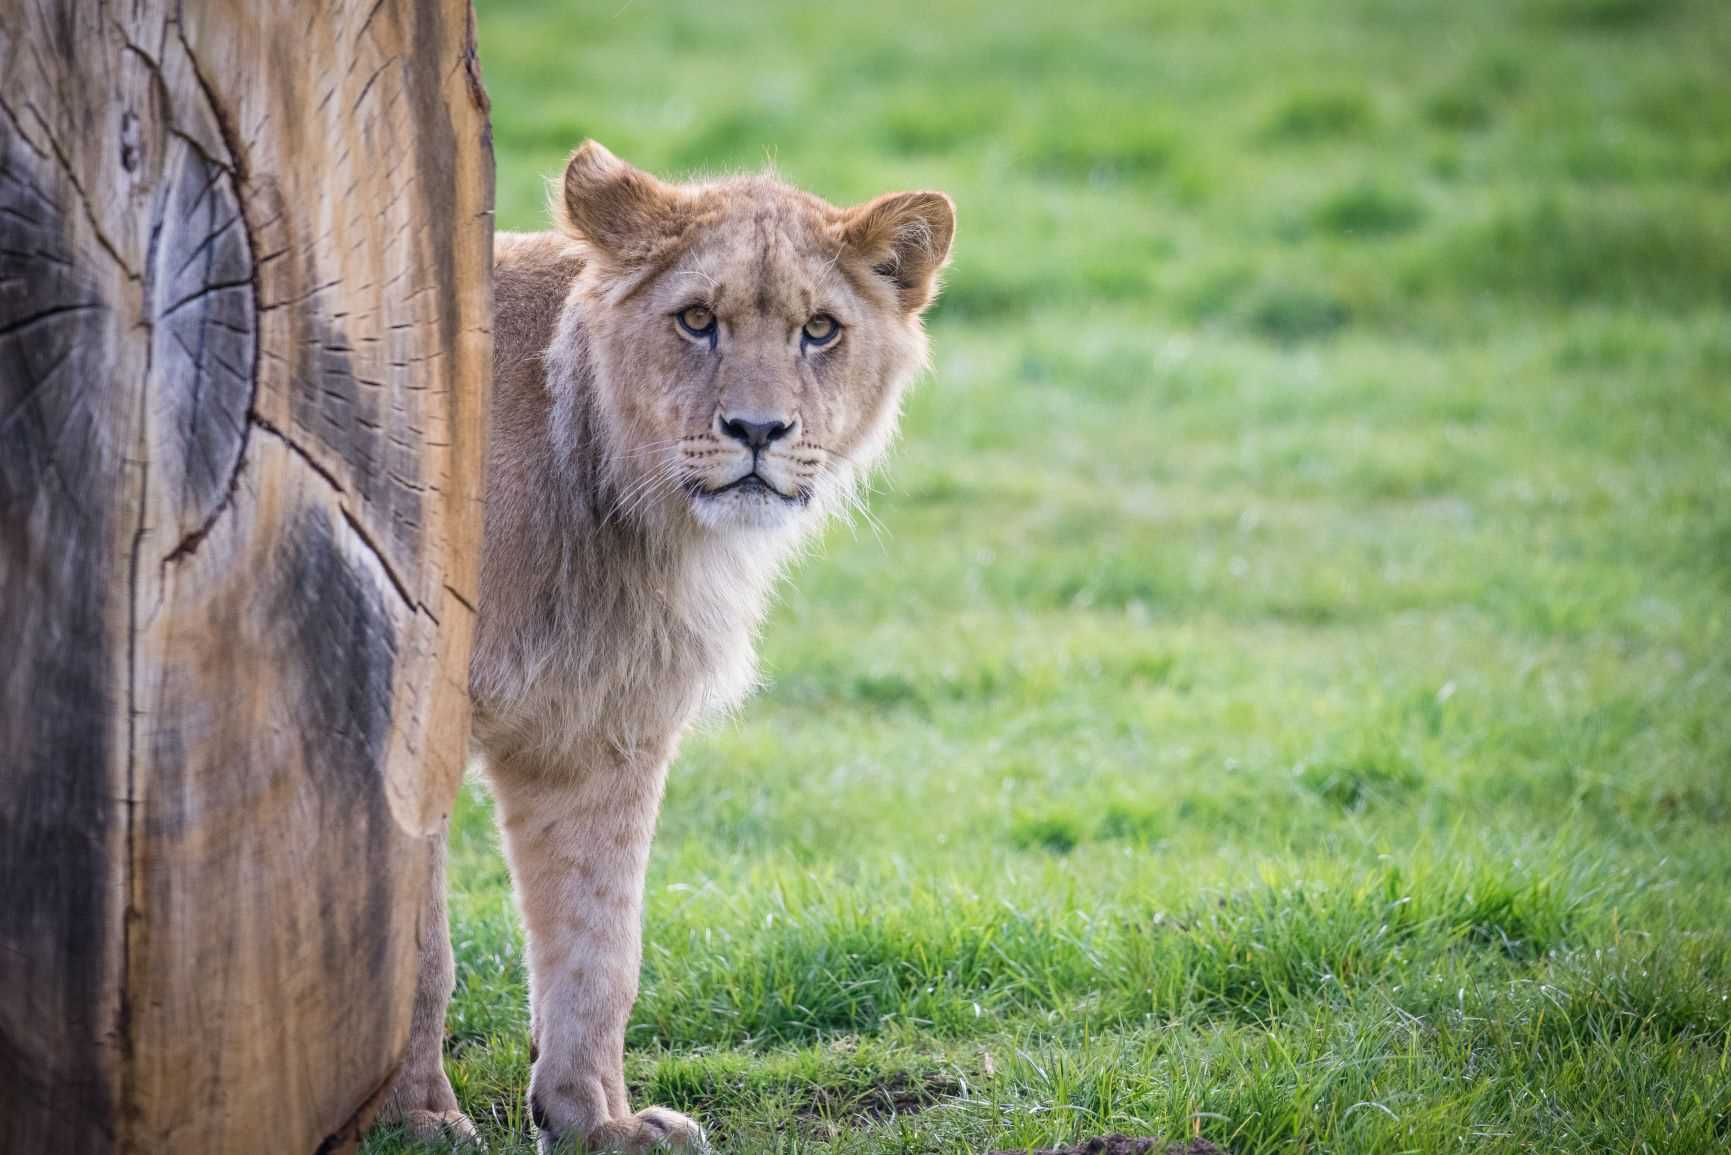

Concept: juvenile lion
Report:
left=378, top=141, right=954, bottom=1152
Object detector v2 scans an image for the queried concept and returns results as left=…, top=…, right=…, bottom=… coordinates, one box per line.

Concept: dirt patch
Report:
left=795, top=1070, right=964, bottom=1127
left=989, top=1137, right=1229, bottom=1155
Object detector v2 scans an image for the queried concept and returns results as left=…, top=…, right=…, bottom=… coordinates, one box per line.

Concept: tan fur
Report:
left=378, top=142, right=953, bottom=1152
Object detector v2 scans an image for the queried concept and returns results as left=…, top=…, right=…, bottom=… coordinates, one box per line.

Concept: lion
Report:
left=376, top=141, right=954, bottom=1152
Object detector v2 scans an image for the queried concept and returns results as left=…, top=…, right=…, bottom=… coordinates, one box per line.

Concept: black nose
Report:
left=720, top=415, right=792, bottom=451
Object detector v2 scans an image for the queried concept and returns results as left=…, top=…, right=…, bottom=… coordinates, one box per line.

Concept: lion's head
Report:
left=555, top=141, right=954, bottom=533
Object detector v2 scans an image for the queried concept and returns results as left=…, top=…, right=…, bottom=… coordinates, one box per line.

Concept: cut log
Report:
left=0, top=2, right=492, bottom=1152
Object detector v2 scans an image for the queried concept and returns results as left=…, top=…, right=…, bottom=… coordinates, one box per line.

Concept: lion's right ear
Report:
left=553, top=140, right=681, bottom=265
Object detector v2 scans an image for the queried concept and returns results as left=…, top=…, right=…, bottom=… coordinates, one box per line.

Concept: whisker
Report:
left=603, top=459, right=673, bottom=508
left=613, top=437, right=686, bottom=463
left=796, top=439, right=865, bottom=468
left=609, top=477, right=671, bottom=529
left=623, top=468, right=687, bottom=526
left=846, top=483, right=890, bottom=546
left=602, top=458, right=685, bottom=528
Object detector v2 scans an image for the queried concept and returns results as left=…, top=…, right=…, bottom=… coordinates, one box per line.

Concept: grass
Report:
left=369, top=0, right=1731, bottom=1150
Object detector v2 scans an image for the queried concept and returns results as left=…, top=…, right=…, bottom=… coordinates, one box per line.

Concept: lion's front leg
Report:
left=376, top=822, right=478, bottom=1145
left=488, top=739, right=706, bottom=1154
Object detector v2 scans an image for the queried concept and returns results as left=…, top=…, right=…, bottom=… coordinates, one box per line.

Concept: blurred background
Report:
left=374, top=1, right=1731, bottom=1151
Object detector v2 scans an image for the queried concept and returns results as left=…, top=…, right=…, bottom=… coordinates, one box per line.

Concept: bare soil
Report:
left=795, top=1070, right=964, bottom=1125
left=988, top=1137, right=1229, bottom=1155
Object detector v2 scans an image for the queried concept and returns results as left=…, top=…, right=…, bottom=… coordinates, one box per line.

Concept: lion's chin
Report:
left=688, top=484, right=807, bottom=532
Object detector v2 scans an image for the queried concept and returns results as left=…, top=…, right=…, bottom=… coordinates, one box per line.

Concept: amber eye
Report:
left=675, top=305, right=717, bottom=341
left=801, top=314, right=840, bottom=348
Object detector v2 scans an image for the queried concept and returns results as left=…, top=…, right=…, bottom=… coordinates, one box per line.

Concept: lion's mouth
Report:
left=690, top=472, right=807, bottom=505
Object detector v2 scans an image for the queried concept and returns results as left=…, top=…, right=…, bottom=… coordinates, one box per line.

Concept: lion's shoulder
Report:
left=493, top=230, right=585, bottom=375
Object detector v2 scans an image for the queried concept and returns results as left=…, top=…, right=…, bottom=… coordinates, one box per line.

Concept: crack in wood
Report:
left=354, top=0, right=391, bottom=43
left=157, top=437, right=248, bottom=568
left=0, top=97, right=139, bottom=280
left=342, top=504, right=417, bottom=613
left=250, top=412, right=347, bottom=495
left=168, top=209, right=241, bottom=280
left=443, top=583, right=476, bottom=616
left=0, top=298, right=106, bottom=339
left=146, top=32, right=262, bottom=593
left=351, top=56, right=400, bottom=116
left=122, top=184, right=153, bottom=1155
left=173, top=23, right=249, bottom=185
left=155, top=275, right=252, bottom=320
left=258, top=276, right=343, bottom=312
left=248, top=413, right=428, bottom=619
left=0, top=341, right=76, bottom=435
left=460, top=2, right=491, bottom=117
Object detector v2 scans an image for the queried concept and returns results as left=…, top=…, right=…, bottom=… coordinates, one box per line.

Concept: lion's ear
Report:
left=841, top=190, right=956, bottom=314
left=554, top=140, right=681, bottom=263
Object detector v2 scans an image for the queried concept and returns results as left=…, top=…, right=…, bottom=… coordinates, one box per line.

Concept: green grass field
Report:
left=370, top=0, right=1731, bottom=1150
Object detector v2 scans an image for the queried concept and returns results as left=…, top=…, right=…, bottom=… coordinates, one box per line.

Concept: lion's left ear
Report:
left=841, top=190, right=956, bottom=314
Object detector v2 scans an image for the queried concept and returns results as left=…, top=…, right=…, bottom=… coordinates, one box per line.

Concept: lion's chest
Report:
left=483, top=533, right=779, bottom=758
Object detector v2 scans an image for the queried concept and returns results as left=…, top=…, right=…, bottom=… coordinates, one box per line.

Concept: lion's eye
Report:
left=675, top=305, right=717, bottom=341
left=801, top=314, right=840, bottom=348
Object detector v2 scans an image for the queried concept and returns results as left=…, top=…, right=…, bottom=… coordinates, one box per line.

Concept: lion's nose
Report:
left=719, top=414, right=793, bottom=451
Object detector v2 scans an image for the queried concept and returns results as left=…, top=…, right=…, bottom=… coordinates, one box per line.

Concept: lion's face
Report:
left=560, top=143, right=954, bottom=533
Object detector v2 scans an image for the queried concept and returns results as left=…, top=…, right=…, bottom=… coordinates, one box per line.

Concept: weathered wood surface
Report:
left=0, top=2, right=492, bottom=1151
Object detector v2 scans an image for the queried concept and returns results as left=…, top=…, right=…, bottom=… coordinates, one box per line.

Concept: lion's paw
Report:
left=386, top=1106, right=481, bottom=1147
left=538, top=1106, right=707, bottom=1154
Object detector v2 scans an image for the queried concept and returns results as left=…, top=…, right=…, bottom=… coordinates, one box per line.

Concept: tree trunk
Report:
left=0, top=2, right=492, bottom=1152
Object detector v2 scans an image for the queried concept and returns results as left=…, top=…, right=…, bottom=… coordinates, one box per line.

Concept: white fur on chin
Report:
left=688, top=488, right=809, bottom=532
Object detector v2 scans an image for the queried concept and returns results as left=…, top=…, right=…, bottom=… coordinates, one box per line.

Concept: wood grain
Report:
left=0, top=2, right=492, bottom=1151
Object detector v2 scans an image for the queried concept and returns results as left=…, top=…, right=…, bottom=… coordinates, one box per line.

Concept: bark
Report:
left=0, top=2, right=492, bottom=1151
